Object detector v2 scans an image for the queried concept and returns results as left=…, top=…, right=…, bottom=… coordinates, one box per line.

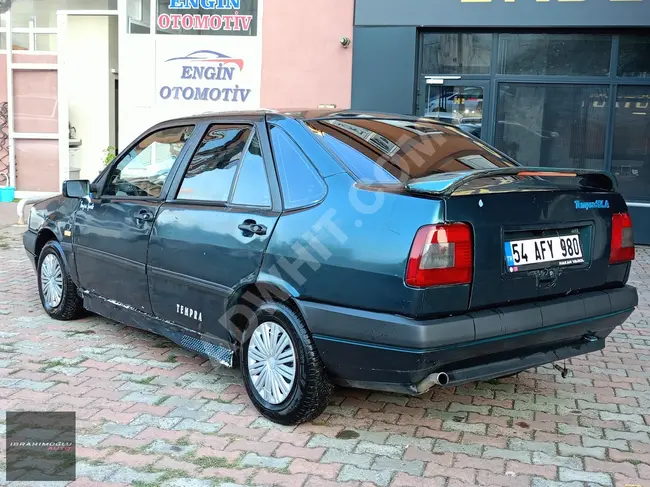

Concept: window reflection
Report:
left=105, top=125, right=194, bottom=198
left=177, top=125, right=251, bottom=202
left=495, top=83, right=608, bottom=169
left=306, top=118, right=514, bottom=184
left=271, top=127, right=327, bottom=209
left=618, top=36, right=650, bottom=78
left=425, top=85, right=484, bottom=135
left=127, top=0, right=151, bottom=33
left=498, top=33, right=611, bottom=76
left=231, top=134, right=272, bottom=207
left=421, top=33, right=492, bottom=75
left=9, top=0, right=118, bottom=28
left=611, top=86, right=650, bottom=202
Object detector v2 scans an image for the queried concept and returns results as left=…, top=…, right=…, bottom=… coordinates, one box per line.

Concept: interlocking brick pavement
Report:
left=1, top=220, right=649, bottom=487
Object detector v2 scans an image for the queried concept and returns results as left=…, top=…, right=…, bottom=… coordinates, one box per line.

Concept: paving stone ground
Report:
left=1, top=215, right=649, bottom=487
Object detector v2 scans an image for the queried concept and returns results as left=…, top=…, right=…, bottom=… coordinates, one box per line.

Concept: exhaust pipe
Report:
left=431, top=372, right=449, bottom=386
left=415, top=371, right=450, bottom=394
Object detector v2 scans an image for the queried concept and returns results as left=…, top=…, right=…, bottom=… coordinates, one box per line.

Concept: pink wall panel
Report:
left=260, top=0, right=354, bottom=110
left=13, top=53, right=57, bottom=64
left=15, top=140, right=59, bottom=192
left=0, top=55, right=7, bottom=103
left=13, top=70, right=58, bottom=133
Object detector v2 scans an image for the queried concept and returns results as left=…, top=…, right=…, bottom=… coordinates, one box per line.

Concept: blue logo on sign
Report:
left=574, top=200, right=609, bottom=210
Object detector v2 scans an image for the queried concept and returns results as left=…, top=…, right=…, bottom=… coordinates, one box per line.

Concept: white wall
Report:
left=65, top=16, right=112, bottom=180
left=118, top=0, right=157, bottom=150
left=118, top=31, right=157, bottom=150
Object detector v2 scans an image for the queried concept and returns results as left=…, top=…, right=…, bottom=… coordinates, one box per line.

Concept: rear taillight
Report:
left=609, top=212, right=634, bottom=264
left=406, top=223, right=473, bottom=287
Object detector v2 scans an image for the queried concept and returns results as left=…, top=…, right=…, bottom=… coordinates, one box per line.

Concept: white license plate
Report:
left=504, top=235, right=584, bottom=272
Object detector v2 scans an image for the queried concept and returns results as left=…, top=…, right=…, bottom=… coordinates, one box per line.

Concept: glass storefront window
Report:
left=618, top=36, right=650, bottom=78
left=498, top=34, right=611, bottom=76
left=611, top=86, right=650, bottom=202
left=10, top=34, right=30, bottom=51
left=156, top=0, right=259, bottom=36
left=424, top=84, right=484, bottom=137
left=127, top=0, right=151, bottom=33
left=495, top=83, right=608, bottom=170
left=421, top=33, right=491, bottom=75
left=9, top=0, right=117, bottom=28
left=35, top=34, right=57, bottom=52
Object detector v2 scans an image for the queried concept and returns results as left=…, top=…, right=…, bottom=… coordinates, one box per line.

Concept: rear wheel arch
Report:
left=239, top=298, right=332, bottom=425
left=227, top=282, right=305, bottom=345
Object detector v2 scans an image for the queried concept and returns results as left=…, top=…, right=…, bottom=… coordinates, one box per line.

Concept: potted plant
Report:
left=102, top=146, right=117, bottom=167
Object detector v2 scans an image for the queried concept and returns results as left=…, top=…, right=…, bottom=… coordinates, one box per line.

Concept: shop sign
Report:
left=157, top=0, right=258, bottom=36
left=155, top=34, right=262, bottom=114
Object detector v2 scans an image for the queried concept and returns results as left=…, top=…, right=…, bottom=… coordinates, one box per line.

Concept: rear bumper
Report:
left=300, top=285, right=637, bottom=394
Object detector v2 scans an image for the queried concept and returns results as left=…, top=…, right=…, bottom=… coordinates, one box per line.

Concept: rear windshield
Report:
left=304, top=118, right=516, bottom=184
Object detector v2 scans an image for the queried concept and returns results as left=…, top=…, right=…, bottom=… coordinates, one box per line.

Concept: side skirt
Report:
left=82, top=292, right=235, bottom=368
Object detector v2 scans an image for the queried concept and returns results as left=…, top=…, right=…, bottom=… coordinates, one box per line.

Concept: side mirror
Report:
left=62, top=179, right=91, bottom=199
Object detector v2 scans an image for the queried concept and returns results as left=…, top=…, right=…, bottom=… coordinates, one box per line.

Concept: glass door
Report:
left=421, top=79, right=490, bottom=141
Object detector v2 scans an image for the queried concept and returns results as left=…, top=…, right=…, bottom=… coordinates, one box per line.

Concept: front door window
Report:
left=424, top=84, right=484, bottom=138
left=103, top=125, right=194, bottom=198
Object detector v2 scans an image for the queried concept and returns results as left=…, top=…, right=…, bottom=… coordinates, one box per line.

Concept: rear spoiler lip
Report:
left=404, top=167, right=618, bottom=197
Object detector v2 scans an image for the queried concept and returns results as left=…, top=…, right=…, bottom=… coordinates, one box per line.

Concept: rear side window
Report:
left=305, top=118, right=515, bottom=184
left=231, top=133, right=272, bottom=208
left=177, top=124, right=251, bottom=202
left=270, top=126, right=327, bottom=210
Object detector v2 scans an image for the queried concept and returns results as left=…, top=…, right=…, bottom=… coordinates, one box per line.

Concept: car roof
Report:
left=154, top=109, right=429, bottom=127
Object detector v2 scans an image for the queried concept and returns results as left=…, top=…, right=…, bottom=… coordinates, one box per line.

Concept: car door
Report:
left=73, top=124, right=197, bottom=313
left=147, top=120, right=282, bottom=344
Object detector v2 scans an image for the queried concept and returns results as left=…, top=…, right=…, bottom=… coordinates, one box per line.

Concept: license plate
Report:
left=504, top=235, right=584, bottom=272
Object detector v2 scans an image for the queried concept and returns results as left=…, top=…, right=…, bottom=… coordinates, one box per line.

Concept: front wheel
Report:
left=37, top=241, right=84, bottom=321
left=241, top=302, right=332, bottom=425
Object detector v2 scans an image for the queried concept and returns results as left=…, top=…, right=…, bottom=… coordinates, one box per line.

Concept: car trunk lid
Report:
left=405, top=168, right=629, bottom=310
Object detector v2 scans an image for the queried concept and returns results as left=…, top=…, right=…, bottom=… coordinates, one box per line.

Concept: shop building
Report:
left=2, top=0, right=649, bottom=244
left=0, top=0, right=353, bottom=197
left=351, top=0, right=650, bottom=243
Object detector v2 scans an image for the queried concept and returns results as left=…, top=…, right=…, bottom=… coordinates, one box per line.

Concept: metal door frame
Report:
left=57, top=10, right=119, bottom=189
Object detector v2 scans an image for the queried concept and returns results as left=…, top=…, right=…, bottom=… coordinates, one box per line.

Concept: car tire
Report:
left=241, top=302, right=332, bottom=425
left=37, top=241, right=84, bottom=321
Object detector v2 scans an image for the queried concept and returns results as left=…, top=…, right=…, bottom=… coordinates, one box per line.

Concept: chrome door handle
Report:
left=238, top=220, right=267, bottom=236
left=135, top=210, right=153, bottom=222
